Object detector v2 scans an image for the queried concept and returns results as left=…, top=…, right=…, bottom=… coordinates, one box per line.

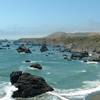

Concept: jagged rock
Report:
left=10, top=71, right=54, bottom=98
left=16, top=44, right=31, bottom=53
left=10, top=71, right=22, bottom=85
left=40, top=43, right=48, bottom=52
left=30, top=63, right=42, bottom=70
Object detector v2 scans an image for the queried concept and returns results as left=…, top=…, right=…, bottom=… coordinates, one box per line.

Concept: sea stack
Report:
left=10, top=71, right=53, bottom=98
left=40, top=42, right=48, bottom=52
left=16, top=44, right=31, bottom=53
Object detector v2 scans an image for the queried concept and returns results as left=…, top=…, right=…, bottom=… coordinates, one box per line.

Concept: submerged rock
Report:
left=10, top=71, right=54, bottom=98
left=30, top=63, right=42, bottom=70
left=25, top=60, right=31, bottom=63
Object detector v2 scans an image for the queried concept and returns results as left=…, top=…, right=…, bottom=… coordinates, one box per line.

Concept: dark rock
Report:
left=40, top=43, right=48, bottom=52
left=10, top=71, right=22, bottom=85
left=71, top=51, right=89, bottom=60
left=64, top=56, right=68, bottom=59
left=25, top=48, right=31, bottom=53
left=55, top=45, right=61, bottom=47
left=16, top=44, right=31, bottom=53
left=82, top=53, right=100, bottom=62
left=88, top=56, right=100, bottom=62
left=10, top=71, right=53, bottom=98
left=64, top=56, right=72, bottom=61
left=30, top=64, right=42, bottom=70
left=25, top=60, right=31, bottom=63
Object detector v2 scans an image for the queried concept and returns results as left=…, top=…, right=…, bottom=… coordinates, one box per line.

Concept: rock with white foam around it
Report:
left=10, top=71, right=54, bottom=98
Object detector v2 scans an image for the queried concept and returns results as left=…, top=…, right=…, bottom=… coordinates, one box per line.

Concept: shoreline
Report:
left=86, top=91, right=100, bottom=100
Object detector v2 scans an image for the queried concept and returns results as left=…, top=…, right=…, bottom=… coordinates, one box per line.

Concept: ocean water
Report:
left=0, top=46, right=100, bottom=100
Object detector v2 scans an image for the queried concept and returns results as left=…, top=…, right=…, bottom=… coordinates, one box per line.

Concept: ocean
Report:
left=0, top=45, right=100, bottom=100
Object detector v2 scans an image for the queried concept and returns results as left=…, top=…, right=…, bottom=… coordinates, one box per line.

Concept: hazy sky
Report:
left=0, top=0, right=100, bottom=39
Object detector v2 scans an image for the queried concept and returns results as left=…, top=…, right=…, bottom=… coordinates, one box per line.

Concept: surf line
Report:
left=47, top=91, right=69, bottom=100
left=1, top=85, right=18, bottom=100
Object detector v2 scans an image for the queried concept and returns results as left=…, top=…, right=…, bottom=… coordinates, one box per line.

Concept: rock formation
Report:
left=10, top=71, right=54, bottom=98
left=30, top=63, right=42, bottom=70
left=40, top=43, right=48, bottom=52
left=16, top=44, right=31, bottom=53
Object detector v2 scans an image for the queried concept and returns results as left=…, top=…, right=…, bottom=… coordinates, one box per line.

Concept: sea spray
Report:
left=1, top=83, right=18, bottom=100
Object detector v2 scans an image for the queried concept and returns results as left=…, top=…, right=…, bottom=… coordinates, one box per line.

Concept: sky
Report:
left=0, top=0, right=100, bottom=39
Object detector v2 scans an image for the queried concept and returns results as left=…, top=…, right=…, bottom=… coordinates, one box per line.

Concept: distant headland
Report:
left=15, top=32, right=100, bottom=52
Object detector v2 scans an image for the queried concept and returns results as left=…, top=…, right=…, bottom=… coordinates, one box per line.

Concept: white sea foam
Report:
left=18, top=52, right=26, bottom=54
left=89, top=53, right=92, bottom=56
left=1, top=81, right=100, bottom=100
left=83, top=80, right=100, bottom=88
left=86, top=61, right=98, bottom=64
left=47, top=72, right=51, bottom=75
left=1, top=83, right=18, bottom=100
left=74, top=70, right=87, bottom=73
left=27, top=66, right=40, bottom=70
left=80, top=60, right=98, bottom=64
left=52, top=80, right=100, bottom=100
left=0, top=82, right=8, bottom=96
left=47, top=91, right=69, bottom=100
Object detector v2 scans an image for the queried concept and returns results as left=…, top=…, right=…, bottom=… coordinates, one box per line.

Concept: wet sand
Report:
left=86, top=92, right=100, bottom=100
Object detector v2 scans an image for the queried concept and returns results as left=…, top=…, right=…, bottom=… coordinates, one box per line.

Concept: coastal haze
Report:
left=0, top=0, right=100, bottom=100
left=0, top=0, right=100, bottom=39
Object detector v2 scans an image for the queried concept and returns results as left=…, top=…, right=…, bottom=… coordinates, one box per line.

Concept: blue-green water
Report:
left=0, top=46, right=100, bottom=100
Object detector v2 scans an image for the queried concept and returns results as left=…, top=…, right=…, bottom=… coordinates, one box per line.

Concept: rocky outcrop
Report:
left=71, top=51, right=89, bottom=60
left=10, top=71, right=54, bottom=98
left=16, top=44, right=31, bottom=53
left=40, top=43, right=48, bottom=52
left=83, top=53, right=100, bottom=62
left=30, top=63, right=42, bottom=70
left=10, top=71, right=22, bottom=85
